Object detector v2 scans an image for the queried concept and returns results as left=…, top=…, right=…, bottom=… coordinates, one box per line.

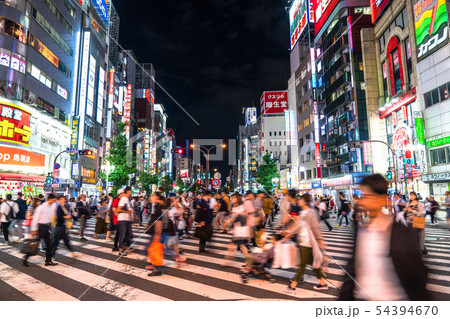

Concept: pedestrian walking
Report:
left=0, top=194, right=19, bottom=245
left=10, top=192, right=27, bottom=243
left=76, top=195, right=90, bottom=241
left=94, top=199, right=108, bottom=238
left=28, top=194, right=58, bottom=266
left=428, top=196, right=439, bottom=225
left=339, top=174, right=429, bottom=301
left=337, top=193, right=352, bottom=228
left=50, top=196, right=78, bottom=260
left=117, top=187, right=133, bottom=256
left=318, top=198, right=333, bottom=231
left=284, top=193, right=328, bottom=292
left=404, top=192, right=427, bottom=255
left=195, top=191, right=214, bottom=253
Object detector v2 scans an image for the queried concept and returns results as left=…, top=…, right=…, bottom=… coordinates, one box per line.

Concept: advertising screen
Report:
left=414, top=0, right=449, bottom=60
left=371, top=0, right=392, bottom=23
left=290, top=0, right=310, bottom=49
left=260, top=91, right=288, bottom=115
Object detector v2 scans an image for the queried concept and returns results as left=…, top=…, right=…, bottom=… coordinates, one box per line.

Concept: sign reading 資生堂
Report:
left=0, top=103, right=32, bottom=146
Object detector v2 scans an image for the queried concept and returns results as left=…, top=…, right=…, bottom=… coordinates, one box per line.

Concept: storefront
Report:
left=422, top=173, right=450, bottom=205
left=298, top=180, right=323, bottom=197
left=0, top=98, right=73, bottom=198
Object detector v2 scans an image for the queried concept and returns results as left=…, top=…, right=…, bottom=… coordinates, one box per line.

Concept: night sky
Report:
left=114, top=0, right=290, bottom=171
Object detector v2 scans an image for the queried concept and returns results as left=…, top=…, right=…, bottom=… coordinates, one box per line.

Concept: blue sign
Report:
left=405, top=158, right=414, bottom=164
left=53, top=163, right=61, bottom=170
left=311, top=181, right=321, bottom=189
left=52, top=178, right=60, bottom=184
left=414, top=165, right=420, bottom=169
left=92, top=0, right=108, bottom=25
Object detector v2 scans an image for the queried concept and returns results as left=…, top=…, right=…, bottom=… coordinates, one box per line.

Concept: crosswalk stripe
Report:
left=0, top=260, right=77, bottom=301
left=68, top=241, right=335, bottom=300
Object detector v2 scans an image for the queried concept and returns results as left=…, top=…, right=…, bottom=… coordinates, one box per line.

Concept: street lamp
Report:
left=190, top=144, right=226, bottom=190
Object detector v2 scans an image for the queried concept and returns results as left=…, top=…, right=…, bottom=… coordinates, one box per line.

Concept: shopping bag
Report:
left=272, top=242, right=300, bottom=269
left=23, top=219, right=32, bottom=227
left=147, top=241, right=164, bottom=266
left=233, top=224, right=251, bottom=239
left=21, top=237, right=39, bottom=256
left=177, top=220, right=186, bottom=230
left=66, top=218, right=73, bottom=229
left=412, top=216, right=426, bottom=229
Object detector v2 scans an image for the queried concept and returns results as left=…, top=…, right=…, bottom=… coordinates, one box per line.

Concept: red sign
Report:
left=108, top=69, right=115, bottom=95
left=124, top=84, right=132, bottom=137
left=313, top=0, right=339, bottom=35
left=322, top=143, right=326, bottom=152
left=0, top=103, right=32, bottom=146
left=379, top=88, right=416, bottom=119
left=260, top=91, right=288, bottom=115
left=371, top=0, right=392, bottom=23
left=0, top=146, right=45, bottom=167
left=0, top=173, right=45, bottom=182
left=315, top=143, right=322, bottom=178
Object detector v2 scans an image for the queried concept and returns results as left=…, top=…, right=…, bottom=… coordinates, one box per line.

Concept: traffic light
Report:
left=45, top=176, right=52, bottom=184
left=79, top=149, right=93, bottom=156
left=196, top=180, right=201, bottom=185
left=177, top=149, right=183, bottom=154
left=386, top=171, right=393, bottom=180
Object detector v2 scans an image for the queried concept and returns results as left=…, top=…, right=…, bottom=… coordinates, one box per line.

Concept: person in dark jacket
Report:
left=11, top=192, right=27, bottom=243
left=195, top=191, right=214, bottom=253
left=76, top=195, right=90, bottom=241
left=51, top=196, right=78, bottom=259
left=339, top=174, right=430, bottom=301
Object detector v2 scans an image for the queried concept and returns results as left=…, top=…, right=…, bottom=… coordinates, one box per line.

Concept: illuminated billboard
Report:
left=313, top=0, right=339, bottom=35
left=290, top=0, right=310, bottom=49
left=371, top=0, right=392, bottom=23
left=91, top=0, right=109, bottom=25
left=414, top=0, right=449, bottom=60
left=260, top=91, right=288, bottom=115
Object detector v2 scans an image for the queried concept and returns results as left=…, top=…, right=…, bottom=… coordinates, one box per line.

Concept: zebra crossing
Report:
left=0, top=218, right=449, bottom=301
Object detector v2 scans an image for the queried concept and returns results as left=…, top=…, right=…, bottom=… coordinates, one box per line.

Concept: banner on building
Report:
left=260, top=91, right=288, bottom=115
left=315, top=143, right=321, bottom=178
left=414, top=0, right=449, bottom=60
left=363, top=141, right=373, bottom=165
left=0, top=103, right=32, bottom=146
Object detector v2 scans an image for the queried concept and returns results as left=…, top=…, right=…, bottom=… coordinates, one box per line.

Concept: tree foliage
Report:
left=176, top=174, right=184, bottom=190
left=139, top=172, right=159, bottom=194
left=106, top=122, right=136, bottom=195
left=159, top=174, right=173, bottom=194
left=257, top=151, right=279, bottom=192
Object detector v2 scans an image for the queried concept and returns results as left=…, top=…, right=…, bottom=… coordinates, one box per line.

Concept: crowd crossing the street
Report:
left=1, top=175, right=450, bottom=301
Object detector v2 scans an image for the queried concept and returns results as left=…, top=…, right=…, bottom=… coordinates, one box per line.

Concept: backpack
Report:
left=4, top=202, right=15, bottom=222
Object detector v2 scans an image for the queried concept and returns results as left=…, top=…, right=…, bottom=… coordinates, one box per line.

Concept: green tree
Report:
left=139, top=172, right=159, bottom=194
left=159, top=174, right=173, bottom=194
left=106, top=122, right=136, bottom=195
left=257, top=151, right=279, bottom=192
left=176, top=174, right=184, bottom=191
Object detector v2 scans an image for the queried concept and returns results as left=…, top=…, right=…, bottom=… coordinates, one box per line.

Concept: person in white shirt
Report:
left=0, top=194, right=19, bottom=245
left=117, top=187, right=133, bottom=256
left=28, top=194, right=58, bottom=266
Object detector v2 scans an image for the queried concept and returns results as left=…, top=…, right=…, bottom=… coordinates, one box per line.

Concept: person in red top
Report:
left=110, top=189, right=124, bottom=252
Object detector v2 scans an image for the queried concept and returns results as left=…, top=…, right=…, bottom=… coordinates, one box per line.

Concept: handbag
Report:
left=233, top=221, right=251, bottom=239
left=23, top=219, right=32, bottom=227
left=21, top=237, right=39, bottom=255
left=66, top=218, right=73, bottom=229
left=412, top=216, right=426, bottom=229
left=194, top=225, right=213, bottom=241
left=147, top=241, right=164, bottom=266
left=272, top=242, right=300, bottom=269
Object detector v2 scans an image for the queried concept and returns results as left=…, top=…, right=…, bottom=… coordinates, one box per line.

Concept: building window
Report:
left=305, top=117, right=310, bottom=127
left=298, top=122, right=303, bottom=131
left=430, top=147, right=449, bottom=166
left=279, top=131, right=281, bottom=136
left=382, top=61, right=388, bottom=102
left=304, top=100, right=309, bottom=111
left=269, top=141, right=272, bottom=146
left=405, top=38, right=412, bottom=85
left=307, top=170, right=312, bottom=179
left=269, top=131, right=272, bottom=136
left=425, top=81, right=450, bottom=108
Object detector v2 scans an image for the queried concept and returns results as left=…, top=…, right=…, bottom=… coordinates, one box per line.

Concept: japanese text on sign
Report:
left=0, top=104, right=32, bottom=146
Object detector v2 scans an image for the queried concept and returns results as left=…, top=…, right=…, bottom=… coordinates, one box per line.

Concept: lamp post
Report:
left=190, top=144, right=226, bottom=190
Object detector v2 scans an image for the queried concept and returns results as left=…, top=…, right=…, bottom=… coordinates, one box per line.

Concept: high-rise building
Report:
left=313, top=0, right=373, bottom=198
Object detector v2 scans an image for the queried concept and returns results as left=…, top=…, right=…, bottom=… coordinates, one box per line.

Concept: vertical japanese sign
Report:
left=285, top=110, right=291, bottom=146
left=108, top=68, right=115, bottom=109
left=290, top=110, right=297, bottom=145
left=124, top=84, right=132, bottom=139
left=0, top=103, right=32, bottom=146
left=315, top=143, right=321, bottom=178
left=78, top=31, right=90, bottom=149
left=414, top=111, right=425, bottom=144
left=363, top=141, right=373, bottom=165
left=70, top=116, right=80, bottom=153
